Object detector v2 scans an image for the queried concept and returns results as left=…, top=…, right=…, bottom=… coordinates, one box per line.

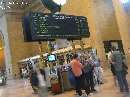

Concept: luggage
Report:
left=50, top=74, right=61, bottom=94
left=51, top=83, right=61, bottom=94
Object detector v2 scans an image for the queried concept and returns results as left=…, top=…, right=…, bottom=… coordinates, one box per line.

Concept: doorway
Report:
left=0, top=32, right=5, bottom=73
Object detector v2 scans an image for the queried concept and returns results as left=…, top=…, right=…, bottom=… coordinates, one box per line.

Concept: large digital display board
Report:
left=23, top=12, right=90, bottom=42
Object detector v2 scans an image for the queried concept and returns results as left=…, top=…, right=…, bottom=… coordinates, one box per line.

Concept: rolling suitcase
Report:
left=51, top=83, right=61, bottom=94
left=50, top=75, right=61, bottom=94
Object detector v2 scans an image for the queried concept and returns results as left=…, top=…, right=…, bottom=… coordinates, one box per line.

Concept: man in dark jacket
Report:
left=83, top=56, right=96, bottom=93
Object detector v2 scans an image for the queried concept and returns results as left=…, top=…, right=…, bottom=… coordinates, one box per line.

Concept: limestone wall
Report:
left=60, top=0, right=121, bottom=67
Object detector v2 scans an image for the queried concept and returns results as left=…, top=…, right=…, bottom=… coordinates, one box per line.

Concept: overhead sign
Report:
left=23, top=12, right=90, bottom=42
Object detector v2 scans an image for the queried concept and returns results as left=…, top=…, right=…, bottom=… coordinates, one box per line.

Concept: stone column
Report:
left=87, top=0, right=107, bottom=67
left=112, top=0, right=130, bottom=64
left=0, top=15, right=12, bottom=79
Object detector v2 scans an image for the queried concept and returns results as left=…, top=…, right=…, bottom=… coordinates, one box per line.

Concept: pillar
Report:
left=87, top=0, right=107, bottom=67
left=0, top=15, right=12, bottom=78
left=112, top=0, right=130, bottom=64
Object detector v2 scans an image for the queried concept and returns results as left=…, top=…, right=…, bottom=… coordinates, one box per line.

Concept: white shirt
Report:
left=108, top=52, right=112, bottom=60
left=37, top=73, right=46, bottom=87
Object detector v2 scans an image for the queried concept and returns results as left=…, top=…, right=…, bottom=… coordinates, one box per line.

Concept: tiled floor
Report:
left=1, top=80, right=38, bottom=97
left=0, top=69, right=130, bottom=97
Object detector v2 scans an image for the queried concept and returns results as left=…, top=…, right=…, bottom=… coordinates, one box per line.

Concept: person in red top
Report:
left=71, top=56, right=83, bottom=77
left=70, top=54, right=89, bottom=97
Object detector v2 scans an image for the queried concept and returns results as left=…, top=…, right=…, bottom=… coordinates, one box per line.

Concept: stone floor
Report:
left=0, top=69, right=130, bottom=97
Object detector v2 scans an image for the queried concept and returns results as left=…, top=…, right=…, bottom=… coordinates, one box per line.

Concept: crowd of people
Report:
left=108, top=47, right=129, bottom=92
left=70, top=47, right=129, bottom=97
left=19, top=46, right=129, bottom=97
left=21, top=67, right=47, bottom=97
left=70, top=52, right=103, bottom=97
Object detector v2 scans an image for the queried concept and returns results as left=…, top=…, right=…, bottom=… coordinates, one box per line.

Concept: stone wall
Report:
left=6, top=13, right=41, bottom=76
left=61, top=0, right=121, bottom=67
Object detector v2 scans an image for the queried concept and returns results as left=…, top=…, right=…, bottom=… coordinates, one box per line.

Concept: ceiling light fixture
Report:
left=41, top=0, right=67, bottom=13
left=121, top=0, right=129, bottom=4
left=0, top=47, right=3, bottom=50
left=52, top=0, right=67, bottom=6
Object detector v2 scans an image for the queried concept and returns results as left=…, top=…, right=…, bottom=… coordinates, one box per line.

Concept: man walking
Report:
left=111, top=47, right=129, bottom=92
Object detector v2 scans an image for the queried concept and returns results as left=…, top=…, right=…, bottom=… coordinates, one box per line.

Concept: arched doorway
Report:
left=0, top=15, right=13, bottom=79
left=0, top=37, right=5, bottom=70
left=0, top=30, right=13, bottom=79
left=0, top=32, right=6, bottom=73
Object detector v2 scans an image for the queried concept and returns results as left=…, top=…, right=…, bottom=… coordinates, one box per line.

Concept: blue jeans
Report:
left=75, top=75, right=83, bottom=96
left=116, top=71, right=129, bottom=92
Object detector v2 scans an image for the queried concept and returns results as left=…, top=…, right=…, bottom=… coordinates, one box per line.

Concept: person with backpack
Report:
left=111, top=47, right=129, bottom=92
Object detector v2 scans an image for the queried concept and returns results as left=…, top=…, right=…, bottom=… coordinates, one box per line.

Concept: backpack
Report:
left=83, top=60, right=94, bottom=73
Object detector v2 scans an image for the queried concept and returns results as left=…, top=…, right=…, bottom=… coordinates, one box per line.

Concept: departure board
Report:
left=23, top=12, right=90, bottom=41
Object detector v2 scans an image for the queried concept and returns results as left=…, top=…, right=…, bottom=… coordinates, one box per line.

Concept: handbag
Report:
left=122, top=62, right=128, bottom=75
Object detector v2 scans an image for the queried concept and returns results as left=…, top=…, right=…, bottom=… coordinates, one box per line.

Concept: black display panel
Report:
left=23, top=12, right=90, bottom=41
left=22, top=15, right=32, bottom=42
